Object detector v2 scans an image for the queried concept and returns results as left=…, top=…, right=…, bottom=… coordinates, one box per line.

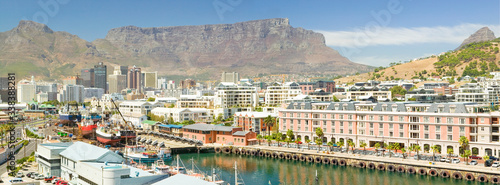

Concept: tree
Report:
left=461, top=150, right=471, bottom=165
left=263, top=115, right=276, bottom=136
left=295, top=137, right=302, bottom=149
left=374, top=143, right=381, bottom=155
left=333, top=96, right=340, bottom=102
left=284, top=137, right=291, bottom=147
left=147, top=97, right=155, bottom=102
left=336, top=141, right=344, bottom=153
left=459, top=136, right=469, bottom=162
left=327, top=141, right=334, bottom=152
left=408, top=145, right=414, bottom=158
left=256, top=134, right=263, bottom=145
left=390, top=86, right=407, bottom=96
left=447, top=148, right=454, bottom=159
left=431, top=145, right=440, bottom=162
left=413, top=145, right=421, bottom=160
left=360, top=141, right=367, bottom=155
left=347, top=140, right=355, bottom=152
left=387, top=143, right=394, bottom=157
left=401, top=148, right=407, bottom=159
left=392, top=143, right=400, bottom=157
left=315, top=127, right=324, bottom=144
left=275, top=135, right=282, bottom=147
left=167, top=117, right=174, bottom=124
left=286, top=129, right=294, bottom=141
left=266, top=136, right=272, bottom=146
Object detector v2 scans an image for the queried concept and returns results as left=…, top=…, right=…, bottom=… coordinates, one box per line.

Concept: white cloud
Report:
left=316, top=23, right=500, bottom=48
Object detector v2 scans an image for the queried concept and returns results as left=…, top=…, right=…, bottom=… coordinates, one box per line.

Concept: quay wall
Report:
left=215, top=146, right=500, bottom=183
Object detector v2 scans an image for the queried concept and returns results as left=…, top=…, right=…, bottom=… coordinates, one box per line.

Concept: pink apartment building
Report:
left=279, top=101, right=500, bottom=157
left=183, top=123, right=257, bottom=146
left=233, top=112, right=277, bottom=135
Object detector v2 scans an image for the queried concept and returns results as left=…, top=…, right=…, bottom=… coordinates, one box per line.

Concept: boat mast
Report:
left=212, top=168, right=215, bottom=182
left=235, top=162, right=237, bottom=185
left=177, top=154, right=179, bottom=172
left=191, top=157, right=194, bottom=175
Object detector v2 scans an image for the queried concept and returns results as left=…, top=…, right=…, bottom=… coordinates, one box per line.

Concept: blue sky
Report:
left=0, top=0, right=499, bottom=67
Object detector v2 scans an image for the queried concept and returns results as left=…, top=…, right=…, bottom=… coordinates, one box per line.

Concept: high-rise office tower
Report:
left=93, top=62, right=107, bottom=92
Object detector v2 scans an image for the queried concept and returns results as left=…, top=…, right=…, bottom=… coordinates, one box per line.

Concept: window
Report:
left=481, top=127, right=485, bottom=131
left=340, top=122, right=344, bottom=127
left=424, top=117, right=430, bottom=122
left=435, top=117, right=441, bottom=123
left=436, top=126, right=441, bottom=132
left=305, top=120, right=309, bottom=125
left=359, top=122, right=365, bottom=127
left=460, top=127, right=465, bottom=132
left=331, top=128, right=335, bottom=133
left=436, top=134, right=441, bottom=140
left=481, top=118, right=485, bottom=123
left=410, top=133, right=419, bottom=138
left=379, top=123, right=383, bottom=129
left=424, top=125, right=429, bottom=131
left=447, top=118, right=453, bottom=123
left=410, top=124, right=419, bottom=131
left=331, top=114, right=335, bottom=119
left=460, top=118, right=465, bottom=124
left=410, top=116, right=419, bottom=122
left=370, top=130, right=374, bottom=135
left=340, top=114, right=344, bottom=119
left=379, top=116, right=384, bottom=121
left=370, top=123, right=374, bottom=128
left=400, top=132, right=404, bottom=137
left=348, top=115, right=353, bottom=120
left=349, top=122, right=352, bottom=127
left=399, top=124, right=404, bottom=130
left=323, top=128, right=326, bottom=132
left=323, top=121, right=327, bottom=126
left=369, top=115, right=374, bottom=120
left=389, top=116, right=393, bottom=121
left=340, top=129, right=344, bottom=133
left=425, top=134, right=429, bottom=139
left=283, top=112, right=287, bottom=117
left=447, top=135, right=452, bottom=141
left=349, top=129, right=353, bottom=134
left=447, top=126, right=452, bottom=132
left=399, top=116, right=404, bottom=121
left=359, top=130, right=365, bottom=135
left=389, top=124, right=393, bottom=129
left=379, top=131, right=383, bottom=136
left=390, top=132, right=393, bottom=137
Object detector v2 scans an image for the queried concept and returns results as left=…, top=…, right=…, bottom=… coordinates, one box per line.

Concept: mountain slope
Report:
left=0, top=19, right=372, bottom=80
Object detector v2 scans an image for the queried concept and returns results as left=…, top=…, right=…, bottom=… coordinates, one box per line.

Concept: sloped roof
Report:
left=158, top=124, right=183, bottom=129
left=59, top=141, right=123, bottom=162
left=233, top=131, right=250, bottom=136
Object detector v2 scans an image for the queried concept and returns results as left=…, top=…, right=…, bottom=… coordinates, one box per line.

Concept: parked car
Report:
left=35, top=174, right=45, bottom=180
left=485, top=159, right=494, bottom=167
left=469, top=155, right=482, bottom=160
left=54, top=179, right=65, bottom=185
left=30, top=172, right=39, bottom=179
left=16, top=172, right=24, bottom=178
left=308, top=141, right=316, bottom=145
left=470, top=160, right=478, bottom=165
left=492, top=161, right=500, bottom=168
left=452, top=158, right=460, bottom=164
left=10, top=178, right=23, bottom=183
left=490, top=156, right=499, bottom=161
left=26, top=172, right=36, bottom=178
left=445, top=158, right=451, bottom=163
left=44, top=176, right=58, bottom=182
left=440, top=158, right=446, bottom=162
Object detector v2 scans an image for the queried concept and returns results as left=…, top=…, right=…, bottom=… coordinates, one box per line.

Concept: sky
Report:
left=0, top=0, right=499, bottom=67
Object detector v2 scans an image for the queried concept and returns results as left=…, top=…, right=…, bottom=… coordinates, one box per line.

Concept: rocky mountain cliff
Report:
left=456, top=27, right=496, bottom=50
left=0, top=19, right=372, bottom=80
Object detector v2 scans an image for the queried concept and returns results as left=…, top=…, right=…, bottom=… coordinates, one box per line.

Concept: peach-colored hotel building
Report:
left=279, top=102, right=500, bottom=157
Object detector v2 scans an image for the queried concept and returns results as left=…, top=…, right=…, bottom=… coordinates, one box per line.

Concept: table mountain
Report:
left=0, top=19, right=372, bottom=80
left=456, top=27, right=496, bottom=50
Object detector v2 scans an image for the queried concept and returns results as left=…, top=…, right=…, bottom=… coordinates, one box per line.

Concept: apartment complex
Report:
left=265, top=82, right=302, bottom=106
left=233, top=111, right=277, bottom=134
left=456, top=83, right=489, bottom=103
left=183, top=123, right=257, bottom=146
left=279, top=101, right=500, bottom=157
left=214, top=82, right=258, bottom=108
left=150, top=107, right=213, bottom=123
left=346, top=86, right=392, bottom=101
left=298, top=80, right=335, bottom=94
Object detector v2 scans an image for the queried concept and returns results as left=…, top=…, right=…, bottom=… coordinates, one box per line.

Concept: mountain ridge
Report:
left=0, top=19, right=372, bottom=80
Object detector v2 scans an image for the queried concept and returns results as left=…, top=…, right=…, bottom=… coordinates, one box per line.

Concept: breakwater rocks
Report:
left=216, top=147, right=500, bottom=183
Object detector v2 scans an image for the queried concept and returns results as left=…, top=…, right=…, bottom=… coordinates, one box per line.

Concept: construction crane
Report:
left=109, top=98, right=135, bottom=145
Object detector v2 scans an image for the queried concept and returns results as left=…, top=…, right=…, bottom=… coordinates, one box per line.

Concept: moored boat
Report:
left=96, top=126, right=122, bottom=145
left=123, top=145, right=172, bottom=163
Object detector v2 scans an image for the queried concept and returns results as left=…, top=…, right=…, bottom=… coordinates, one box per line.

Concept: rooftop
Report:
left=152, top=174, right=217, bottom=185
left=183, top=123, right=235, bottom=132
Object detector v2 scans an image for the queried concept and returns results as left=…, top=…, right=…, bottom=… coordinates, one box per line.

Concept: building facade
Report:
left=128, top=65, right=142, bottom=91
left=182, top=123, right=257, bottom=146
left=81, top=68, right=95, bottom=87
left=93, top=62, right=107, bottom=92
left=143, top=71, right=158, bottom=89
left=221, top=72, right=239, bottom=84
left=265, top=82, right=302, bottom=106
left=233, top=112, right=277, bottom=134
left=279, top=101, right=500, bottom=157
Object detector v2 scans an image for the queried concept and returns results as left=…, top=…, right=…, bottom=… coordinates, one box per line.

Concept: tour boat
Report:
left=123, top=145, right=172, bottom=163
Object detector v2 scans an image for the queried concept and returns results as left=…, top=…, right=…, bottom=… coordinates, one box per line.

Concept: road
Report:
left=0, top=139, right=39, bottom=176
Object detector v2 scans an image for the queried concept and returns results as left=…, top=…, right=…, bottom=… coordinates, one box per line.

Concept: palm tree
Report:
left=414, top=145, right=421, bottom=160
left=284, top=137, right=291, bottom=148
left=337, top=141, right=344, bottom=153
left=461, top=150, right=471, bottom=165
left=387, top=144, right=394, bottom=157
left=431, top=145, right=440, bottom=161
left=360, top=141, right=367, bottom=155
left=459, top=136, right=469, bottom=163
left=263, top=115, right=276, bottom=136
left=447, top=148, right=454, bottom=159
left=266, top=136, right=272, bottom=146
left=327, top=141, right=334, bottom=152
left=374, top=143, right=381, bottom=155
left=315, top=127, right=324, bottom=144
left=347, top=140, right=355, bottom=152
left=392, top=143, right=400, bottom=157
left=401, top=148, right=407, bottom=159
left=256, top=134, right=263, bottom=145
left=275, top=135, right=282, bottom=147
left=383, top=142, right=389, bottom=156
left=286, top=129, right=294, bottom=141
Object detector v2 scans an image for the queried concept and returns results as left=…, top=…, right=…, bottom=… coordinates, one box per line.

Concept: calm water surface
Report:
left=169, top=153, right=489, bottom=185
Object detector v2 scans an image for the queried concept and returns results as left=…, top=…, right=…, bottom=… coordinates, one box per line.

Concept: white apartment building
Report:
left=346, top=86, right=392, bottom=101
left=214, top=82, right=258, bottom=108
left=176, top=94, right=214, bottom=108
left=118, top=101, right=163, bottom=117
left=456, top=83, right=489, bottom=103
left=36, top=142, right=73, bottom=177
left=265, top=82, right=302, bottom=106
left=151, top=107, right=213, bottom=123
left=18, top=79, right=36, bottom=103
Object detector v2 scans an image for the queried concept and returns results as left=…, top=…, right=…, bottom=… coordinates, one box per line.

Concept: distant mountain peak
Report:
left=456, top=27, right=496, bottom=50
left=15, top=20, right=54, bottom=34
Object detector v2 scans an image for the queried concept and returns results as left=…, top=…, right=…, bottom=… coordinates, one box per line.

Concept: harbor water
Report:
left=171, top=153, right=488, bottom=185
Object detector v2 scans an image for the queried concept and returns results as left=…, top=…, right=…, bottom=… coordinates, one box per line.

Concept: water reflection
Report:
left=171, top=153, right=485, bottom=185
